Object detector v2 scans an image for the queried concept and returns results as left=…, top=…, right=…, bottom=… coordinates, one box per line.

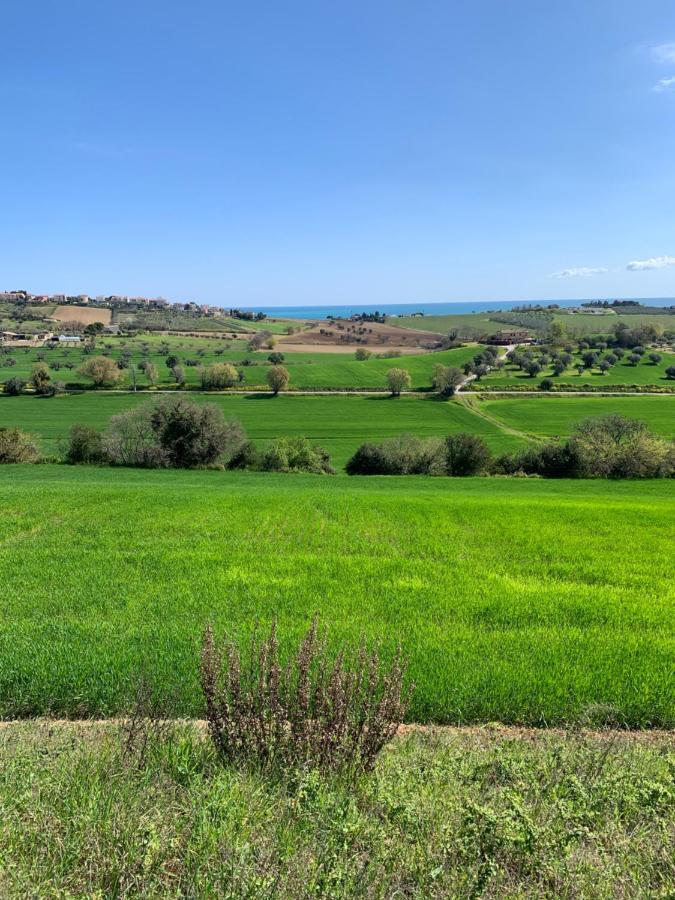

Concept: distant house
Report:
left=57, top=335, right=81, bottom=344
left=488, top=329, right=533, bottom=345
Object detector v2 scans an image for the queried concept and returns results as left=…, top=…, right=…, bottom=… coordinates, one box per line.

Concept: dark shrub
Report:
left=227, top=439, right=261, bottom=469
left=65, top=425, right=105, bottom=464
left=0, top=427, right=39, bottom=463
left=3, top=376, right=26, bottom=396
left=102, top=398, right=247, bottom=468
left=200, top=616, right=411, bottom=774
left=149, top=397, right=246, bottom=467
left=346, top=436, right=444, bottom=476
left=267, top=352, right=285, bottom=364
left=345, top=442, right=390, bottom=475
left=444, top=433, right=491, bottom=476
left=539, top=378, right=554, bottom=391
left=493, top=442, right=577, bottom=477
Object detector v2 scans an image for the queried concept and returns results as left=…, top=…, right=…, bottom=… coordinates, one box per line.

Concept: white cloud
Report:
left=653, top=75, right=675, bottom=92
left=550, top=266, right=608, bottom=278
left=626, top=255, right=675, bottom=271
left=652, top=43, right=675, bottom=64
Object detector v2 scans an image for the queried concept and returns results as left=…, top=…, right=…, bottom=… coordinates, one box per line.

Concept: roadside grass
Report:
left=0, top=467, right=672, bottom=725
left=0, top=721, right=672, bottom=898
left=0, top=393, right=522, bottom=466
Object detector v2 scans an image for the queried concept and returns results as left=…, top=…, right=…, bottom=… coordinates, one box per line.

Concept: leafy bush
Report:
left=102, top=398, right=247, bottom=468
left=569, top=415, right=674, bottom=479
left=200, top=362, right=238, bottom=390
left=354, top=347, right=372, bottom=360
left=64, top=425, right=105, bottom=464
left=444, top=434, right=491, bottom=475
left=200, top=616, right=411, bottom=774
left=0, top=427, right=39, bottom=463
left=261, top=437, right=334, bottom=474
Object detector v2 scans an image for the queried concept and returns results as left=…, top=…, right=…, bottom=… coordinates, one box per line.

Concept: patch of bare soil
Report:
left=52, top=305, right=112, bottom=326
left=279, top=320, right=442, bottom=351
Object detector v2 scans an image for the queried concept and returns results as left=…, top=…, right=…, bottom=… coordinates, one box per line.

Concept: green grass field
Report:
left=391, top=312, right=497, bottom=336
left=2, top=393, right=673, bottom=467
left=0, top=466, right=672, bottom=726
left=1, top=340, right=477, bottom=391
left=476, top=395, right=675, bottom=441
left=0, top=393, right=522, bottom=466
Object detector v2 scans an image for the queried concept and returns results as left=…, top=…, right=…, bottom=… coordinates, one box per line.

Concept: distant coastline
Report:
left=241, top=298, right=675, bottom=319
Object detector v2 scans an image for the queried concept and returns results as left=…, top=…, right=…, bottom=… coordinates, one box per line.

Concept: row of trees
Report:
left=346, top=416, right=674, bottom=479
left=2, top=357, right=293, bottom=395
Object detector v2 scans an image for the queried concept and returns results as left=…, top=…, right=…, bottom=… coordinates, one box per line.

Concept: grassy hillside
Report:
left=0, top=466, right=672, bottom=725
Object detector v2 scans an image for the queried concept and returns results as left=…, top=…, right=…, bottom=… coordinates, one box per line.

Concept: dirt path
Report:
left=457, top=395, right=544, bottom=444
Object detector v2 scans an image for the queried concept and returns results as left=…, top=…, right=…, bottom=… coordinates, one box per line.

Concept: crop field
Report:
left=0, top=466, right=673, bottom=726
left=391, top=312, right=497, bottom=336
left=553, top=311, right=675, bottom=336
left=0, top=393, right=523, bottom=465
left=1, top=340, right=478, bottom=390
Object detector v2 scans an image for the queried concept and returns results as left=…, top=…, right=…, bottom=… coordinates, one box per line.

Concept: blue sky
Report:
left=2, top=0, right=675, bottom=306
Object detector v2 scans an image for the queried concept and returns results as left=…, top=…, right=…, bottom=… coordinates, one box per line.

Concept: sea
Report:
left=239, top=298, right=675, bottom=319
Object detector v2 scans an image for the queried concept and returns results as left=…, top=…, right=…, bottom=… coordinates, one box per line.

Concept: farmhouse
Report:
left=488, top=329, right=533, bottom=345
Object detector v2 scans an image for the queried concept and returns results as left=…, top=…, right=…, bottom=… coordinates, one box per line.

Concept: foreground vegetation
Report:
left=0, top=467, right=672, bottom=725
left=0, top=722, right=672, bottom=898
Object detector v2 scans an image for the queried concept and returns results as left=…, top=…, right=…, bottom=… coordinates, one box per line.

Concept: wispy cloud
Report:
left=626, top=255, right=675, bottom=271
left=550, top=266, right=608, bottom=278
left=652, top=43, right=675, bottom=64
left=653, top=75, right=675, bottom=92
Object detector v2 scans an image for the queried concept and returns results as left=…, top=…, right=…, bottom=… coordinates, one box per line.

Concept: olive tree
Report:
left=267, top=365, right=290, bottom=395
left=78, top=355, right=122, bottom=387
left=431, top=364, right=463, bottom=397
left=386, top=367, right=411, bottom=397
